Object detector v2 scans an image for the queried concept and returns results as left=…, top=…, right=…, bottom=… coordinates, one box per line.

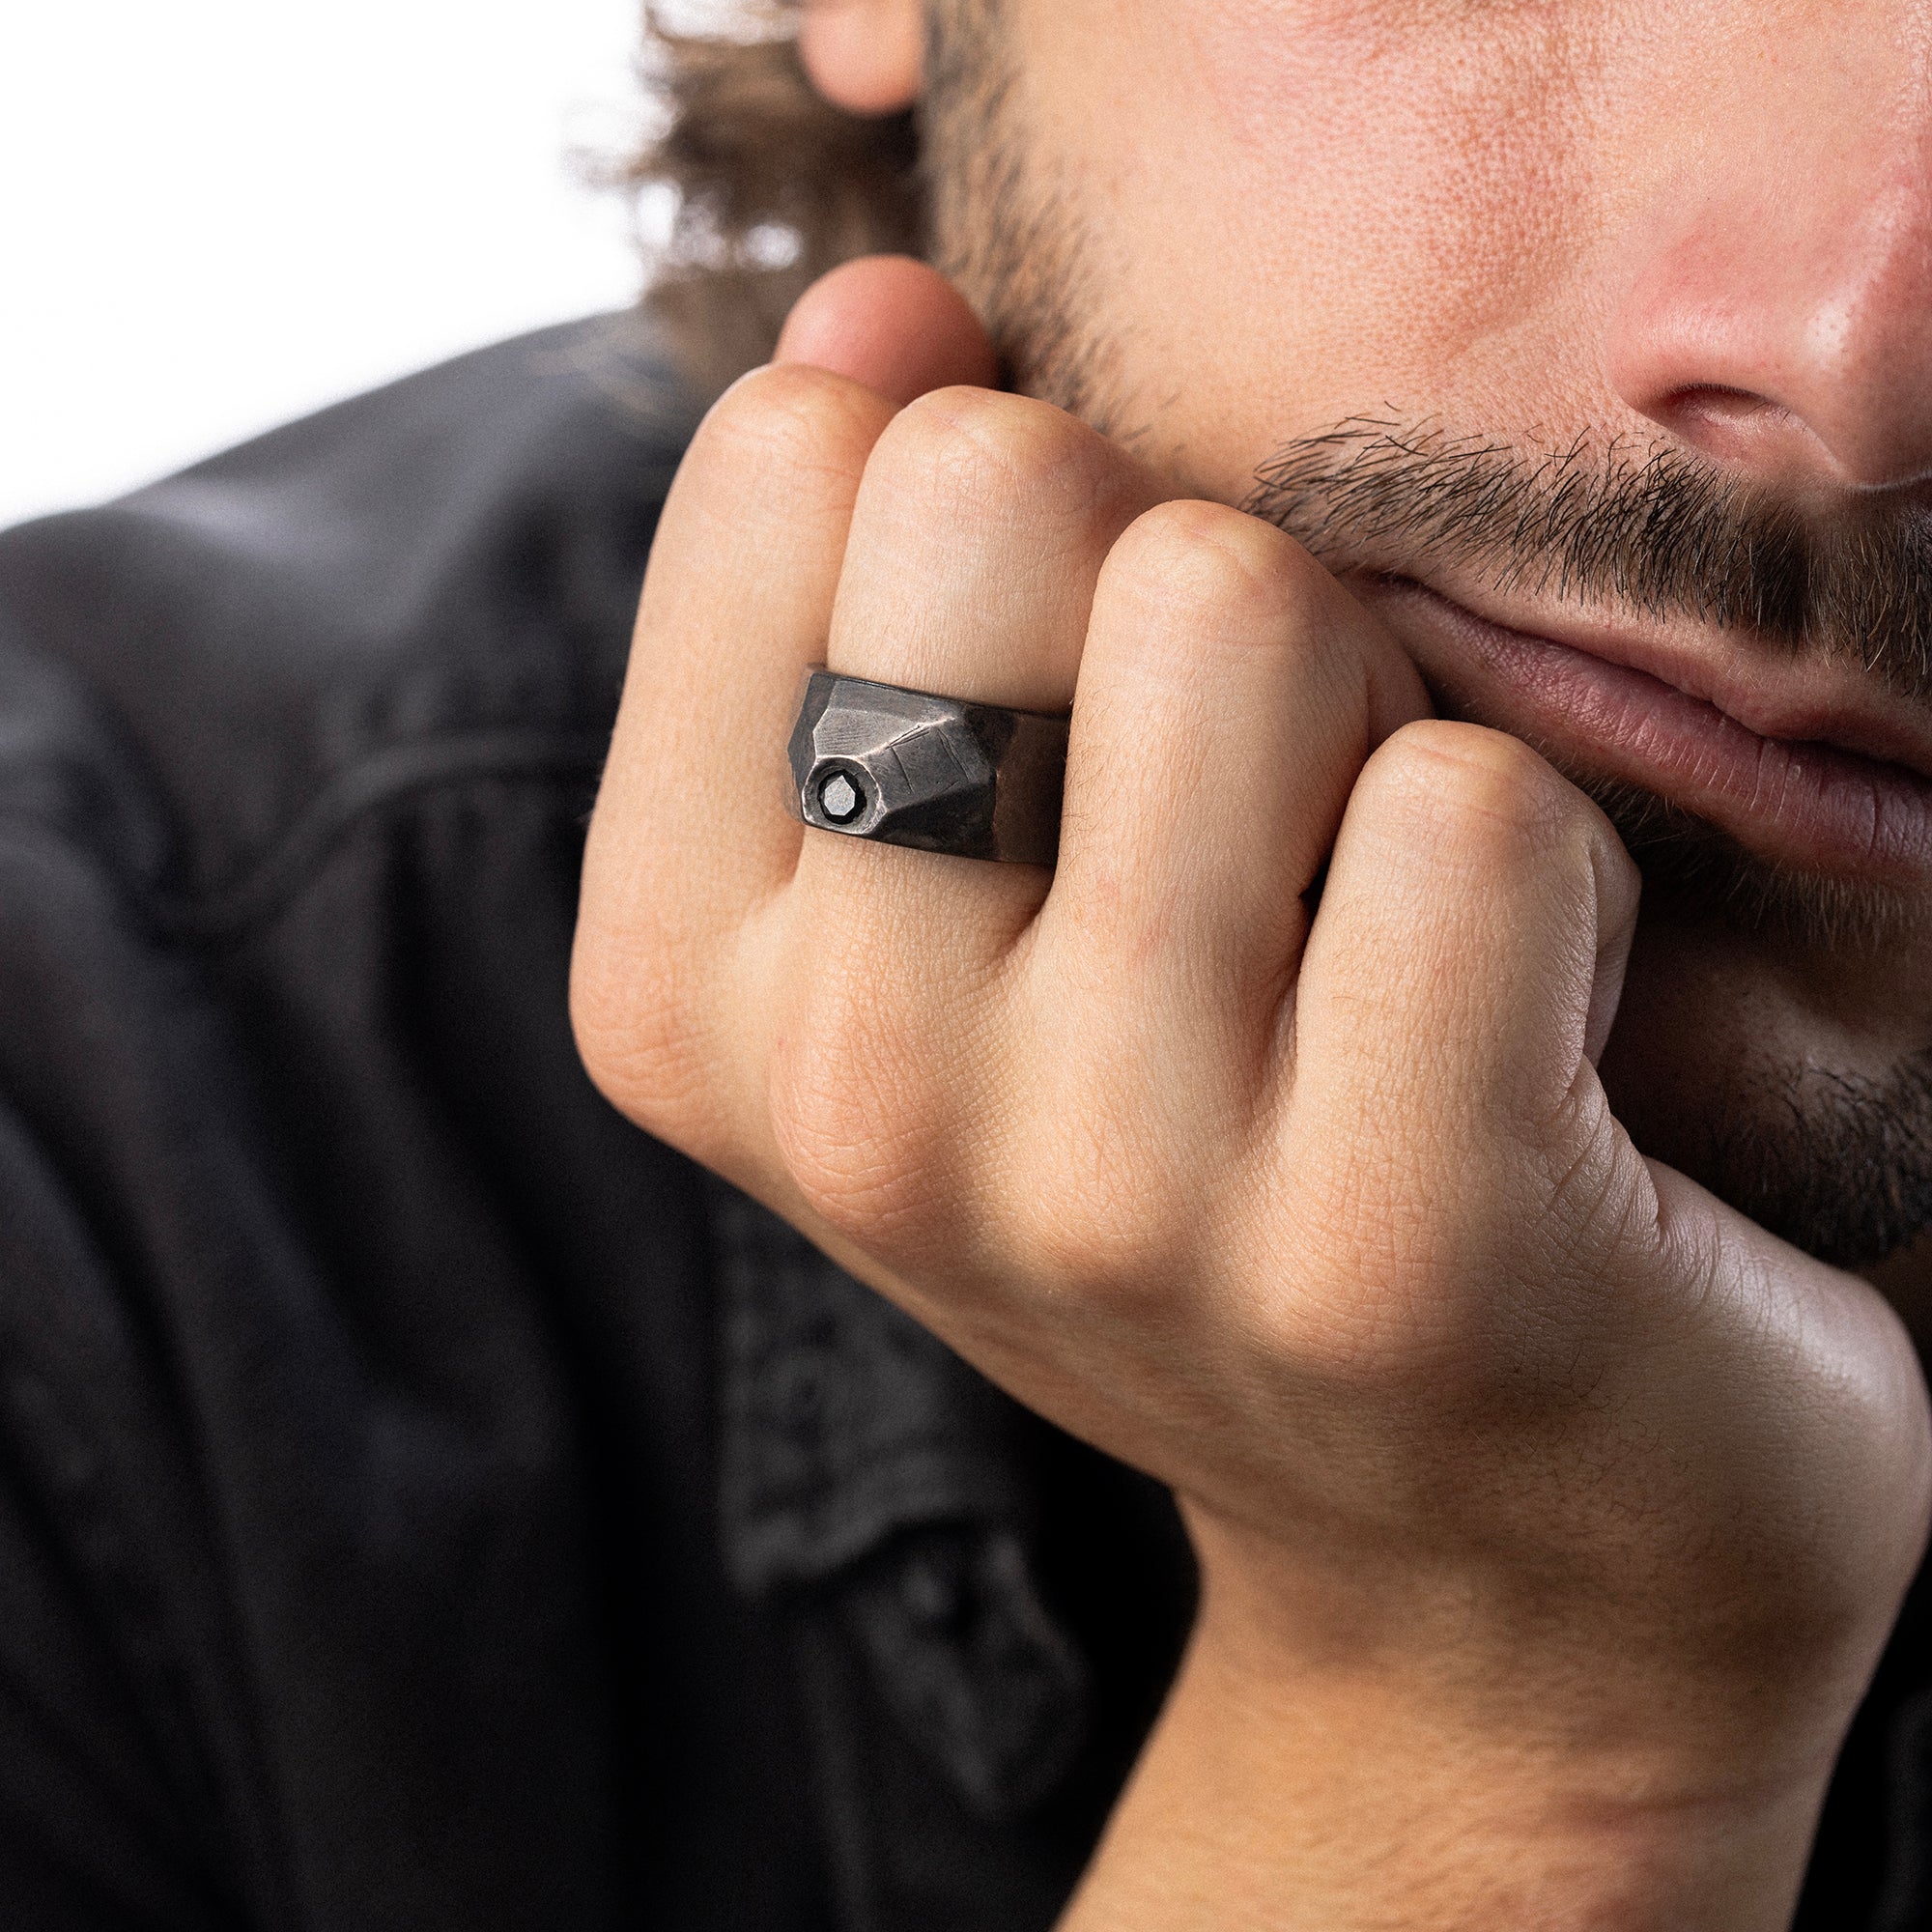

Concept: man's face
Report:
left=922, top=0, right=1932, bottom=1268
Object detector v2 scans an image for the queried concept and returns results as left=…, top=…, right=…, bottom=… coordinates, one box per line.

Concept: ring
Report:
left=786, top=668, right=1069, bottom=867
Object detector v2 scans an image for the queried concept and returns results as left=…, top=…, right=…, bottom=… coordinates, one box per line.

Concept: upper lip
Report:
left=1387, top=571, right=1932, bottom=785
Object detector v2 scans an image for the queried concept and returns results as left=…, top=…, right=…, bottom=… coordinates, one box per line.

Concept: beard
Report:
left=918, top=0, right=1932, bottom=1269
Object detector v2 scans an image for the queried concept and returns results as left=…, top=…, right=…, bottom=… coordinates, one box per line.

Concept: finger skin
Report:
left=999, top=502, right=1426, bottom=1264
left=1043, top=500, right=1428, bottom=1051
left=827, top=384, right=1167, bottom=709
left=578, top=255, right=1001, bottom=1163
left=767, top=389, right=1167, bottom=1238
left=776, top=255, right=1000, bottom=404
left=572, top=362, right=895, bottom=1166
left=1285, top=721, right=1645, bottom=1346
left=783, top=385, right=1167, bottom=1056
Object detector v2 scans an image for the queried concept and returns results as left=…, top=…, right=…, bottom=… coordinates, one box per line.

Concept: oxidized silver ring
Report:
left=786, top=668, right=1069, bottom=867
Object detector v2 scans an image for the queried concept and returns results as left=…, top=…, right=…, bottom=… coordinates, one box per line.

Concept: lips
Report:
left=1361, top=577, right=1932, bottom=885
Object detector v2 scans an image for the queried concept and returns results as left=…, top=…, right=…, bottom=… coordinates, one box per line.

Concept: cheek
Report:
left=1026, top=0, right=1612, bottom=492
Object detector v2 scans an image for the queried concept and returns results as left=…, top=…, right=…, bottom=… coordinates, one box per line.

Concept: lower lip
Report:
left=1373, top=582, right=1932, bottom=883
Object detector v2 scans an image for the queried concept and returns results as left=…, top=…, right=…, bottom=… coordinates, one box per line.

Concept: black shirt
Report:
left=0, top=313, right=1923, bottom=1930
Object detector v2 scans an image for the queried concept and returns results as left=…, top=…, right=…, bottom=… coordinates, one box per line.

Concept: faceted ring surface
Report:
left=785, top=668, right=1070, bottom=867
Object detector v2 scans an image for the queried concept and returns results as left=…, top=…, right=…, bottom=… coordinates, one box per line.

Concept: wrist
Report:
left=1064, top=1605, right=1836, bottom=1932
left=1060, top=1515, right=1856, bottom=1932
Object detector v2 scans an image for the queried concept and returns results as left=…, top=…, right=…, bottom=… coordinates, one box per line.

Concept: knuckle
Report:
left=1106, top=501, right=1336, bottom=644
left=872, top=385, right=1133, bottom=528
left=1370, top=720, right=1581, bottom=867
left=765, top=976, right=945, bottom=1251
left=569, top=919, right=715, bottom=1151
left=1008, top=1176, right=1173, bottom=1302
left=695, top=360, right=892, bottom=492
left=1002, top=1098, right=1192, bottom=1300
left=775, top=1106, right=930, bottom=1251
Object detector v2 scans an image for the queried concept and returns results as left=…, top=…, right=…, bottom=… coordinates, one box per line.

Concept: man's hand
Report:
left=572, top=258, right=1932, bottom=1928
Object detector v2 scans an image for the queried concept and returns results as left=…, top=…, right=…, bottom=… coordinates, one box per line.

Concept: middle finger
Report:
left=766, top=388, right=1165, bottom=1237
left=799, top=384, right=1166, bottom=939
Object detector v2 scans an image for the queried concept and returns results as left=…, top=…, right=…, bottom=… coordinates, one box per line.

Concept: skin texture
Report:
left=576, top=3, right=1932, bottom=1924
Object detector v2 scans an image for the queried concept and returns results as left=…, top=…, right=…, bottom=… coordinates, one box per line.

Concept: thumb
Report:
left=775, top=255, right=1000, bottom=406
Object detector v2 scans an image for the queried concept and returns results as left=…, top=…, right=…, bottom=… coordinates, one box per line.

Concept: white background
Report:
left=0, top=0, right=653, bottom=530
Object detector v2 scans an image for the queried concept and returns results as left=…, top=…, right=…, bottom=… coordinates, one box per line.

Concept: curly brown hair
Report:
left=622, top=6, right=926, bottom=396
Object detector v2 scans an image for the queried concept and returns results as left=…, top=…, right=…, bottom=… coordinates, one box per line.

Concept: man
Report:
left=2, top=1, right=1930, bottom=1926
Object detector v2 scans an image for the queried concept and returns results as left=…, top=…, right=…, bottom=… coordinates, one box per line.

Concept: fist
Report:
left=573, top=260, right=1930, bottom=1822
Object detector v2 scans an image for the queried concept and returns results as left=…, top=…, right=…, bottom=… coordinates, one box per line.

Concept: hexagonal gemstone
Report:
left=819, top=772, right=862, bottom=822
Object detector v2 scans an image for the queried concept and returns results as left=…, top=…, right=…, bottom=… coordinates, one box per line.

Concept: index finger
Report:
left=574, top=364, right=896, bottom=1145
left=590, top=362, right=897, bottom=909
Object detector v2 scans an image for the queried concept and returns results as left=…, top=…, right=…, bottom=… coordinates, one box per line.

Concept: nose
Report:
left=1606, top=107, right=1932, bottom=492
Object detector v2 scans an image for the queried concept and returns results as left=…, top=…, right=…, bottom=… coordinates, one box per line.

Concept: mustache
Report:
left=1243, top=419, right=1932, bottom=702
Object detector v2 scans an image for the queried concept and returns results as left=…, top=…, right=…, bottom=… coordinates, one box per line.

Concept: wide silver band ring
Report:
left=786, top=668, right=1069, bottom=867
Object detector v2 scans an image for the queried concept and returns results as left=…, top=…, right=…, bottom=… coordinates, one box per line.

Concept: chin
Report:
left=1600, top=905, right=1932, bottom=1270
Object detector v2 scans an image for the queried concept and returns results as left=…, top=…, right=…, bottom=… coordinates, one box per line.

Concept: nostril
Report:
left=1666, top=384, right=1771, bottom=425
left=1664, top=383, right=1773, bottom=428
left=1651, top=385, right=1807, bottom=468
